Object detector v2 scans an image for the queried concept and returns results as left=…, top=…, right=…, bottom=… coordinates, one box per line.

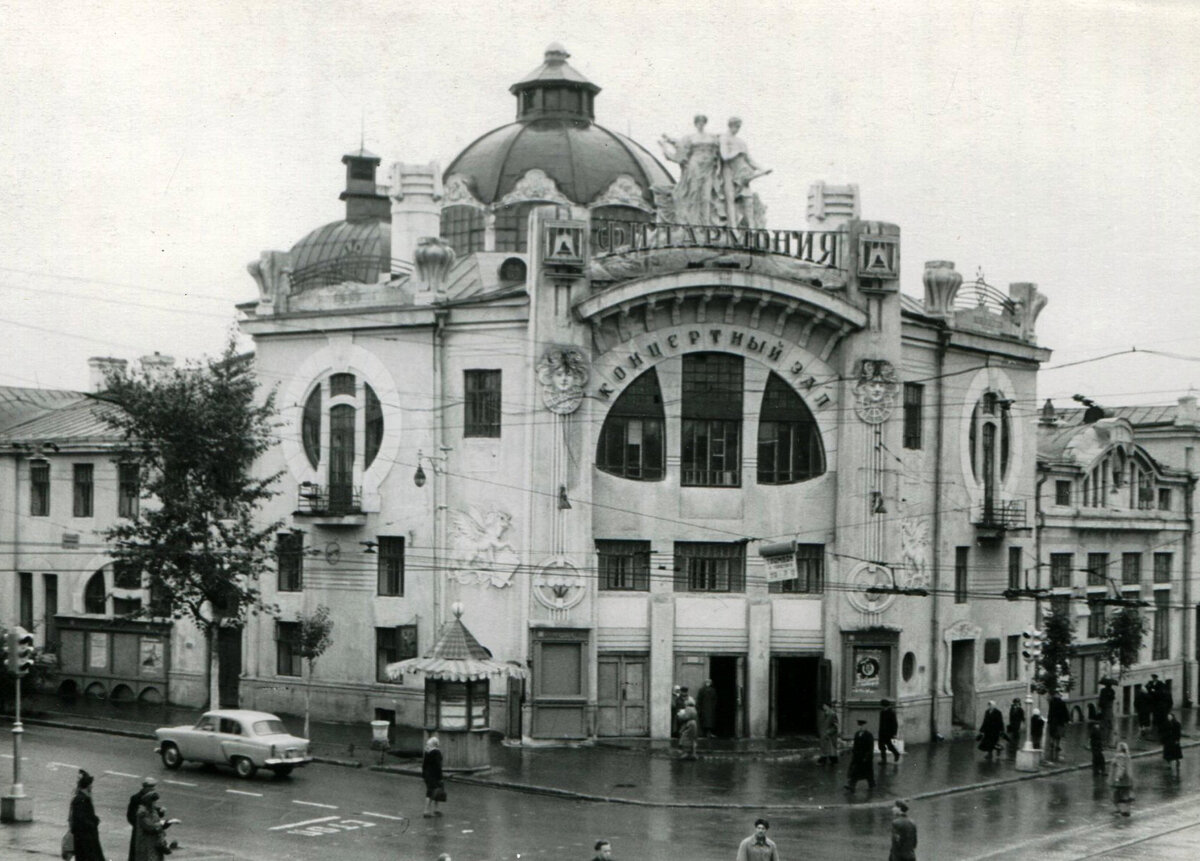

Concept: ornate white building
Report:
left=236, top=45, right=1062, bottom=742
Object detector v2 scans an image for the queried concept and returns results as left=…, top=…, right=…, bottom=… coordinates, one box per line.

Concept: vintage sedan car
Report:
left=154, top=709, right=312, bottom=778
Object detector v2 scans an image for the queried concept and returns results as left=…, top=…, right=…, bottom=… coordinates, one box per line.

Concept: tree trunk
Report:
left=303, top=660, right=313, bottom=740
left=208, top=627, right=220, bottom=711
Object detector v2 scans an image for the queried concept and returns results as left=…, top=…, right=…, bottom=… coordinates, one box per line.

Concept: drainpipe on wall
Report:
left=1034, top=467, right=1047, bottom=628
left=1183, top=473, right=1195, bottom=707
left=432, top=308, right=449, bottom=630
left=929, top=327, right=951, bottom=741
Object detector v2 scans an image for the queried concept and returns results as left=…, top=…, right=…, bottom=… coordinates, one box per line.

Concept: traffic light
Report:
left=6, top=626, right=34, bottom=676
left=1021, top=629, right=1045, bottom=664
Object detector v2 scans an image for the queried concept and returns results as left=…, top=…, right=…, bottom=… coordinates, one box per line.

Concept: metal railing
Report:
left=973, top=498, right=1027, bottom=530
left=295, top=483, right=362, bottom=516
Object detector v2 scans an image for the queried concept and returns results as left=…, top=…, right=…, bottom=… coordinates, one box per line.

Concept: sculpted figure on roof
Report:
left=659, top=114, right=722, bottom=226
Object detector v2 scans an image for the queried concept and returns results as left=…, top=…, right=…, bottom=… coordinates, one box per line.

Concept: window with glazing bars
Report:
left=1087, top=598, right=1106, bottom=639
left=757, top=373, right=824, bottom=485
left=954, top=547, right=969, bottom=603
left=902, top=382, right=923, bottom=449
left=464, top=370, right=502, bottom=437
left=29, top=460, right=49, bottom=516
left=1154, top=552, right=1172, bottom=584
left=681, top=353, right=742, bottom=487
left=1153, top=590, right=1170, bottom=660
left=1050, top=553, right=1073, bottom=588
left=596, top=369, right=664, bottom=480
left=277, top=532, right=303, bottom=592
left=377, top=625, right=418, bottom=683
left=1008, top=546, right=1022, bottom=590
left=1055, top=480, right=1072, bottom=506
left=377, top=536, right=405, bottom=596
left=1121, top=553, right=1141, bottom=586
left=73, top=463, right=93, bottom=517
left=674, top=542, right=745, bottom=593
left=1006, top=634, right=1020, bottom=680
left=597, top=540, right=651, bottom=591
left=275, top=621, right=301, bottom=676
left=439, top=205, right=486, bottom=255
left=118, top=462, right=139, bottom=518
left=1087, top=553, right=1109, bottom=587
left=768, top=544, right=825, bottom=594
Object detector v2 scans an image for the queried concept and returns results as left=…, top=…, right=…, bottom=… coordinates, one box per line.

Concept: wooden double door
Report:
left=597, top=654, right=648, bottom=736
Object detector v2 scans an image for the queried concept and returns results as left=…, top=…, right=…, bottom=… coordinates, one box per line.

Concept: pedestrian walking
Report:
left=1006, top=698, right=1026, bottom=758
left=1045, top=692, right=1070, bottom=762
left=422, top=735, right=445, bottom=817
left=844, top=718, right=876, bottom=792
left=1110, top=742, right=1134, bottom=817
left=132, top=790, right=179, bottom=861
left=1161, top=711, right=1183, bottom=775
left=592, top=839, right=613, bottom=860
left=677, top=696, right=699, bottom=760
left=1029, top=708, right=1045, bottom=750
left=1155, top=682, right=1174, bottom=738
left=68, top=770, right=106, bottom=861
left=126, top=776, right=158, bottom=861
left=977, top=700, right=1005, bottom=761
left=670, top=685, right=684, bottom=739
left=696, top=678, right=718, bottom=738
left=878, top=699, right=901, bottom=763
left=818, top=702, right=840, bottom=764
left=1087, top=721, right=1106, bottom=774
left=1134, top=685, right=1151, bottom=738
left=1098, top=680, right=1116, bottom=747
left=889, top=798, right=918, bottom=861
left=735, top=818, right=780, bottom=861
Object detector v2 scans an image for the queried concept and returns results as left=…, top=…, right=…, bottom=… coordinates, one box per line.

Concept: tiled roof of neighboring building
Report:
left=0, top=395, right=126, bottom=445
left=1049, top=404, right=1181, bottom=428
left=0, top=386, right=86, bottom=433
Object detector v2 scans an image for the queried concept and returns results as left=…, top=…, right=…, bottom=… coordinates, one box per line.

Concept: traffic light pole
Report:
left=2, top=666, right=34, bottom=822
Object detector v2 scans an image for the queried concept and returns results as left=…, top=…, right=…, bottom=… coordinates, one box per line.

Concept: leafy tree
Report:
left=97, top=340, right=282, bottom=710
left=1033, top=607, right=1075, bottom=697
left=1104, top=608, right=1147, bottom=679
left=294, top=605, right=335, bottom=739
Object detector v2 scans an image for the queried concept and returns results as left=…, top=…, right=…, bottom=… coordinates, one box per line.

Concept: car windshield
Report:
left=253, top=719, right=287, bottom=735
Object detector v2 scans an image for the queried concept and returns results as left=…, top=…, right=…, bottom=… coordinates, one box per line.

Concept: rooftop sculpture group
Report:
left=658, top=115, right=771, bottom=229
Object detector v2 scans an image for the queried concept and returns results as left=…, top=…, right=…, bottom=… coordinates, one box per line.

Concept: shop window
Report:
left=277, top=532, right=304, bottom=592
left=674, top=542, right=745, bottom=593
left=377, top=536, right=405, bottom=596
left=681, top=353, right=742, bottom=487
left=377, top=625, right=418, bottom=683
left=596, top=540, right=651, bottom=591
left=1121, top=553, right=1141, bottom=586
left=902, top=382, right=923, bottom=449
left=537, top=642, right=583, bottom=696
left=768, top=544, right=825, bottom=594
left=73, top=463, right=94, bottom=517
left=1050, top=553, right=1073, bottom=589
left=29, top=460, right=49, bottom=516
left=757, top=373, right=824, bottom=485
left=596, top=369, right=664, bottom=480
left=275, top=621, right=301, bottom=677
left=1087, top=552, right=1109, bottom=587
left=464, top=370, right=502, bottom=437
left=439, top=205, right=485, bottom=255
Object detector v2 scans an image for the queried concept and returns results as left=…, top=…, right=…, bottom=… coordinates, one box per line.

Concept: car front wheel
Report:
left=233, top=756, right=258, bottom=779
left=160, top=744, right=183, bottom=770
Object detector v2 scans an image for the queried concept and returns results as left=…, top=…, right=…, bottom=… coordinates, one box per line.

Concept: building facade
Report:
left=237, top=45, right=1059, bottom=742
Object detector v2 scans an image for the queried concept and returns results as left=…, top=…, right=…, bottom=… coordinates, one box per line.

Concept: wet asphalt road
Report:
left=4, top=725, right=1200, bottom=859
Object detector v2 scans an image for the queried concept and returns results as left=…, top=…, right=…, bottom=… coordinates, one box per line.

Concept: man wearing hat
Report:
left=889, top=799, right=918, bottom=860
left=844, top=718, right=876, bottom=792
left=878, top=699, right=900, bottom=764
left=126, top=776, right=158, bottom=861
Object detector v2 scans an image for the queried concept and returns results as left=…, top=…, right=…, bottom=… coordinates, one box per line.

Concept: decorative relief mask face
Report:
left=853, top=359, right=899, bottom=424
left=537, top=347, right=590, bottom=414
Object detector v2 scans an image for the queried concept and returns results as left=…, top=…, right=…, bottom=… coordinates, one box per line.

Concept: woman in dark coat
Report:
left=1029, top=708, right=1045, bottom=749
left=1161, top=712, right=1184, bottom=774
left=422, top=735, right=445, bottom=817
left=133, top=791, right=178, bottom=861
left=977, top=700, right=1006, bottom=761
left=69, top=770, right=106, bottom=861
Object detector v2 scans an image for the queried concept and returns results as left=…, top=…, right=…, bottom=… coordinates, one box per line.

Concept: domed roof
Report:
left=288, top=217, right=391, bottom=292
left=443, top=44, right=673, bottom=208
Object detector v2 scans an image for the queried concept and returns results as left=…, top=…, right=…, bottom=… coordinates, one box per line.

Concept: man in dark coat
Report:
left=1153, top=679, right=1174, bottom=737
left=889, top=798, right=918, bottom=861
left=878, top=699, right=901, bottom=763
left=977, top=700, right=1005, bottom=761
left=1134, top=685, right=1152, bottom=737
left=126, top=776, right=158, bottom=861
left=1046, top=692, right=1070, bottom=762
left=69, top=770, right=106, bottom=861
left=1029, top=708, right=1045, bottom=749
left=844, top=719, right=876, bottom=792
left=670, top=685, right=683, bottom=739
left=1161, top=711, right=1184, bottom=774
left=696, top=679, right=718, bottom=738
left=1006, top=698, right=1026, bottom=758
left=1098, top=680, right=1116, bottom=748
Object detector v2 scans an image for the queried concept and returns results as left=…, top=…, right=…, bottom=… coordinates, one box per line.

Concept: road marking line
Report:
left=164, top=779, right=197, bottom=787
left=226, top=789, right=263, bottom=797
left=361, top=811, right=407, bottom=821
left=48, top=761, right=82, bottom=770
left=269, top=815, right=339, bottom=831
left=105, top=770, right=140, bottom=779
left=292, top=800, right=337, bottom=809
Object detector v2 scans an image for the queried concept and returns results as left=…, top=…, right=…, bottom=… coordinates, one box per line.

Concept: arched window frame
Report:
left=596, top=368, right=665, bottom=481
left=299, top=373, right=386, bottom=503
left=756, top=372, right=826, bottom=485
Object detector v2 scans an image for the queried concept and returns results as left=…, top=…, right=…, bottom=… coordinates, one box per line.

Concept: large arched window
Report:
left=84, top=570, right=106, bottom=614
left=439, top=205, right=485, bottom=255
left=596, top=368, right=665, bottom=480
left=300, top=373, right=385, bottom=512
left=969, top=391, right=1012, bottom=511
left=681, top=353, right=743, bottom=487
left=757, top=373, right=825, bottom=484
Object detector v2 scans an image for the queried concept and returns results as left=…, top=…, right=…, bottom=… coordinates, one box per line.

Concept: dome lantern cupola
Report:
left=510, top=42, right=600, bottom=123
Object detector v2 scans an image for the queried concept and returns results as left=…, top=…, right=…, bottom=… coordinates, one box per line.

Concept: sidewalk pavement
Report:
left=7, top=692, right=1200, bottom=812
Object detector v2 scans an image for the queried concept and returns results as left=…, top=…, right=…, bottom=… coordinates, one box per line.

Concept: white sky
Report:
left=1, top=0, right=1198, bottom=411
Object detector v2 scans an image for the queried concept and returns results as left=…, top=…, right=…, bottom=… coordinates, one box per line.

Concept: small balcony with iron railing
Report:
left=972, top=497, right=1028, bottom=537
left=294, top=482, right=366, bottom=525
